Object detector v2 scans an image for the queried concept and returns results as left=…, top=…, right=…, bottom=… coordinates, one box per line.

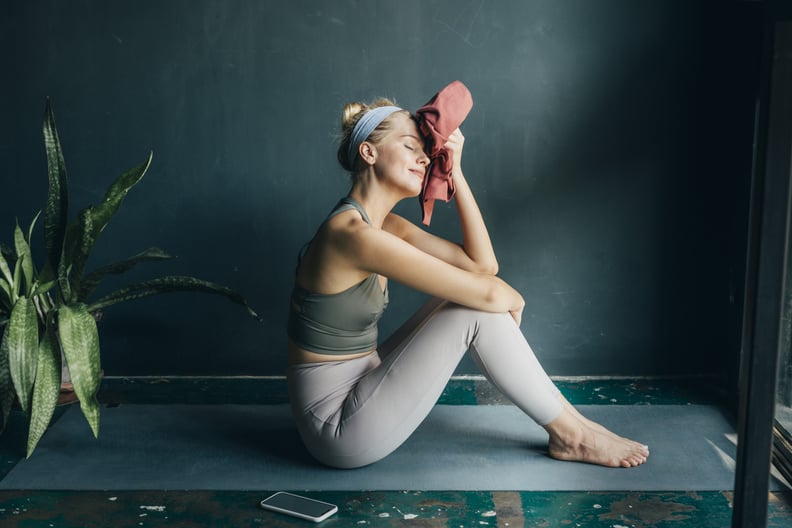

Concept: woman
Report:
left=286, top=98, right=649, bottom=469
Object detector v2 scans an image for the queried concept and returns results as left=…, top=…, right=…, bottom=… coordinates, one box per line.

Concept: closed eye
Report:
left=405, top=144, right=415, bottom=151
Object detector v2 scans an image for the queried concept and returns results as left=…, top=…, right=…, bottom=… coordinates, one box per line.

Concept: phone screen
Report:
left=260, top=492, right=337, bottom=521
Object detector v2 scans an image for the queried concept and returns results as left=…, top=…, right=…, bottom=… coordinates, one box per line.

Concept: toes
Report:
left=620, top=452, right=648, bottom=467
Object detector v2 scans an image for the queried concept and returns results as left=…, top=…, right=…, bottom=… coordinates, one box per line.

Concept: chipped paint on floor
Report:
left=0, top=490, right=790, bottom=527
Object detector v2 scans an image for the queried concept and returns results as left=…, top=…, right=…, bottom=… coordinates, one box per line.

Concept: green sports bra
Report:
left=287, top=197, right=389, bottom=355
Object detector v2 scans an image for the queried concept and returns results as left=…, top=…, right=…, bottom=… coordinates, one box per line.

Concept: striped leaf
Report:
left=78, top=247, right=174, bottom=301
left=57, top=245, right=73, bottom=304
left=62, top=154, right=152, bottom=299
left=0, top=278, right=12, bottom=312
left=86, top=275, right=261, bottom=321
left=57, top=304, right=101, bottom=437
left=7, top=297, right=39, bottom=415
left=0, top=248, right=14, bottom=311
left=58, top=208, right=94, bottom=304
left=30, top=279, right=56, bottom=298
left=11, top=255, right=23, bottom=299
left=14, top=221, right=34, bottom=297
left=43, top=99, right=69, bottom=276
left=0, top=250, right=14, bottom=301
left=27, top=316, right=60, bottom=457
left=0, top=326, right=14, bottom=431
left=27, top=211, right=41, bottom=249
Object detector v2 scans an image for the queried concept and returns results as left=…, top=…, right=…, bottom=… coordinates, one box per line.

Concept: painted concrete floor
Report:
left=0, top=377, right=790, bottom=528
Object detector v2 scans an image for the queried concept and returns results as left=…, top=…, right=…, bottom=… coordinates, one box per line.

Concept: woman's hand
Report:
left=510, top=307, right=523, bottom=327
left=508, top=289, right=525, bottom=327
left=444, top=128, right=465, bottom=174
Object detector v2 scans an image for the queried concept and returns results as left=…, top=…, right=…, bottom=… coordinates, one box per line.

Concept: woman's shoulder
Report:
left=318, top=209, right=376, bottom=256
left=325, top=207, right=372, bottom=235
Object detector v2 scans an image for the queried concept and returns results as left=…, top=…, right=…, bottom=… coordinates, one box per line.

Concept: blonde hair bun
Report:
left=337, top=97, right=405, bottom=173
left=342, top=102, right=367, bottom=129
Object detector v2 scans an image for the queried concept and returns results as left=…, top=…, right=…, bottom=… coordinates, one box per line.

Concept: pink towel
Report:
left=416, top=81, right=474, bottom=225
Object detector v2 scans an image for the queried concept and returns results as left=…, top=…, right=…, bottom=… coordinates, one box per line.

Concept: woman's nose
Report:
left=418, top=151, right=430, bottom=166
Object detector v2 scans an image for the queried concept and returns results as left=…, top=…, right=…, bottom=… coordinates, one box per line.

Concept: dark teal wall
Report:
left=0, top=1, right=759, bottom=377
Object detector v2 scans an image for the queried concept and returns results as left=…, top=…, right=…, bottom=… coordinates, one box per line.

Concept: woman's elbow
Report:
left=474, top=260, right=498, bottom=276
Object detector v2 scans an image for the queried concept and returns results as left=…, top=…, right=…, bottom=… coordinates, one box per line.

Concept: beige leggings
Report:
left=286, top=298, right=563, bottom=469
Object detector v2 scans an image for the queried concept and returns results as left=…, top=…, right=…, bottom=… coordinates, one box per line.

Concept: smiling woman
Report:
left=283, top=89, right=650, bottom=471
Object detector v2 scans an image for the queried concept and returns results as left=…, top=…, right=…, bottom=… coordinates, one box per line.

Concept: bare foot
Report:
left=545, top=409, right=649, bottom=468
left=561, top=399, right=648, bottom=453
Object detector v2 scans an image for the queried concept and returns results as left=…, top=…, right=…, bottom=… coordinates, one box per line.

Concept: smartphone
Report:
left=259, top=492, right=338, bottom=523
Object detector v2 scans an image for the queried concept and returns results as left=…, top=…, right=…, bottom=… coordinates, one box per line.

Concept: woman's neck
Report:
left=348, top=180, right=402, bottom=229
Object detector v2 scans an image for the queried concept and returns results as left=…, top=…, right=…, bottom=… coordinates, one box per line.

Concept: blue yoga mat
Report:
left=0, top=404, right=746, bottom=491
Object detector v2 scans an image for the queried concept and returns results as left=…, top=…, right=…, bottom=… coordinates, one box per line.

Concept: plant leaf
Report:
left=26, top=314, right=60, bottom=457
left=0, top=278, right=12, bottom=312
left=86, top=275, right=261, bottom=321
left=58, top=207, right=93, bottom=304
left=30, top=279, right=56, bottom=298
left=0, top=247, right=14, bottom=290
left=79, top=247, right=174, bottom=301
left=57, top=233, right=72, bottom=304
left=11, top=254, right=23, bottom=300
left=0, top=325, right=14, bottom=431
left=43, top=99, right=69, bottom=276
left=26, top=211, right=42, bottom=248
left=57, top=303, right=100, bottom=437
left=14, top=221, right=35, bottom=297
left=7, top=297, right=39, bottom=415
left=62, top=153, right=153, bottom=301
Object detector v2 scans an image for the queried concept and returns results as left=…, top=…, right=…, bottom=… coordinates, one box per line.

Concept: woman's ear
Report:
left=360, top=142, right=377, bottom=165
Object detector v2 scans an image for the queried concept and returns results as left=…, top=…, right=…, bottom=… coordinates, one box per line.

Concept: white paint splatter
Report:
left=393, top=506, right=418, bottom=520
left=140, top=505, right=166, bottom=512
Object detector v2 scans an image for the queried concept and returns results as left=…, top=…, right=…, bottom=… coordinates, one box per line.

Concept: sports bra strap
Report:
left=328, top=197, right=371, bottom=225
left=295, top=197, right=371, bottom=272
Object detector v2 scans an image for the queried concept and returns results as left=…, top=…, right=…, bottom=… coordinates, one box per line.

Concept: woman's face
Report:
left=370, top=113, right=430, bottom=197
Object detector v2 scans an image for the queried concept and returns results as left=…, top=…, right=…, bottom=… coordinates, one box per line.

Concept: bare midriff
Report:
left=287, top=340, right=376, bottom=365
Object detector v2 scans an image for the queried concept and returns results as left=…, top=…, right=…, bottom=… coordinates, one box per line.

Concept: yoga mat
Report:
left=0, top=404, right=745, bottom=491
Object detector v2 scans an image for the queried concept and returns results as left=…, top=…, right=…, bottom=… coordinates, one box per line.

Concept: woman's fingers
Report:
left=444, top=128, right=465, bottom=149
left=444, top=128, right=465, bottom=167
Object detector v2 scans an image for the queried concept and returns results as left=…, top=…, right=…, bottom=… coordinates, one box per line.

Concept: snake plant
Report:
left=0, top=99, right=259, bottom=457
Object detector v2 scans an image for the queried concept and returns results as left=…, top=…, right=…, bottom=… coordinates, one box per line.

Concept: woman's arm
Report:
left=445, top=128, right=498, bottom=274
left=383, top=128, right=499, bottom=274
left=339, top=222, right=524, bottom=318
